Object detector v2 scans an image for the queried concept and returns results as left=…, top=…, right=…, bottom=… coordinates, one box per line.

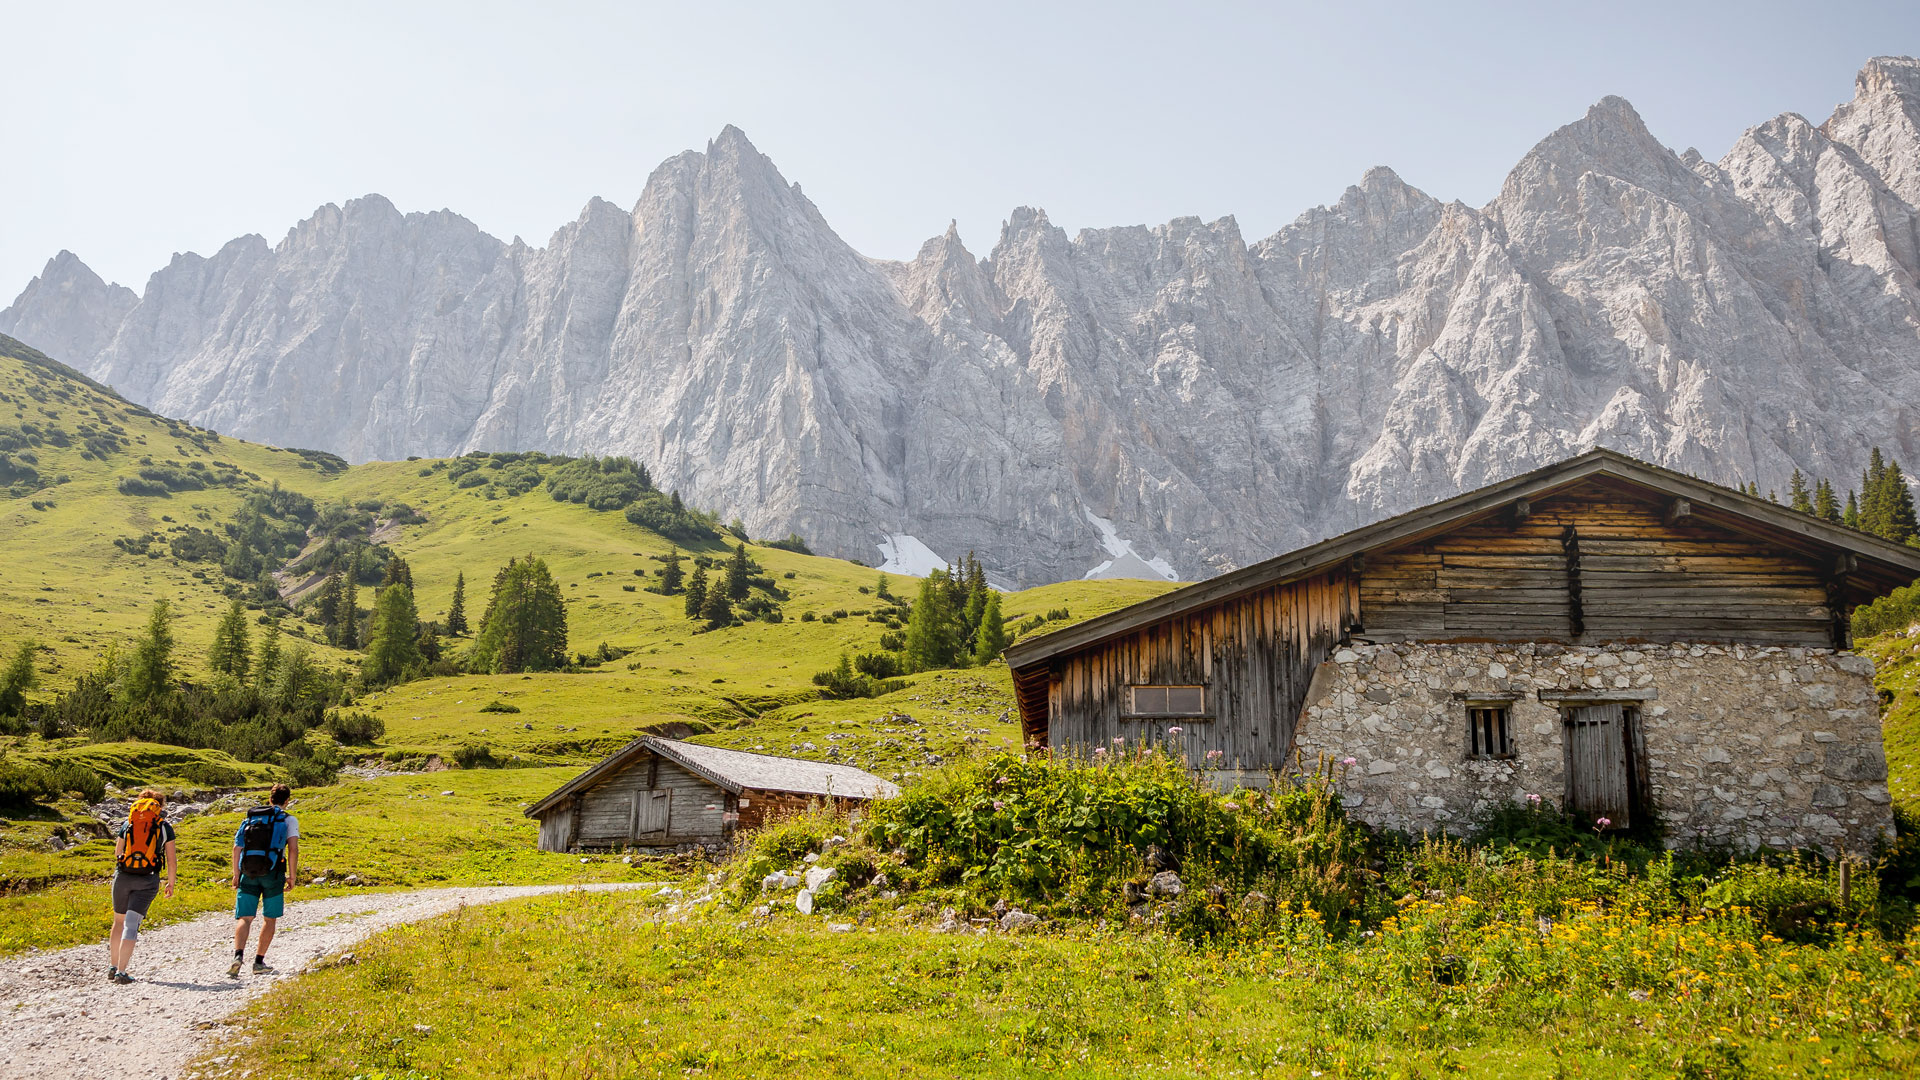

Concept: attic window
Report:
left=1127, top=685, right=1207, bottom=718
left=1468, top=705, right=1514, bottom=759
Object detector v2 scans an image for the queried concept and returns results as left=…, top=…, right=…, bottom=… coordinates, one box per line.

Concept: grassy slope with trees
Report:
left=0, top=340, right=1168, bottom=949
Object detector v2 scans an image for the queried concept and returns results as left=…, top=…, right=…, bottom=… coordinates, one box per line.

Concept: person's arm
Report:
left=162, top=837, right=177, bottom=898
left=114, top=831, right=125, bottom=864
left=231, top=844, right=242, bottom=887
left=284, top=836, right=299, bottom=889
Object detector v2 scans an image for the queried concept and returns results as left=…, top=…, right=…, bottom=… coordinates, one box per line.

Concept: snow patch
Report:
left=876, top=534, right=947, bottom=577
left=1081, top=510, right=1178, bottom=581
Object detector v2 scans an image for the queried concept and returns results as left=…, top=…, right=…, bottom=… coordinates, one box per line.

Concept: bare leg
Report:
left=256, top=917, right=278, bottom=957
left=108, top=914, right=127, bottom=969
left=233, top=915, right=254, bottom=954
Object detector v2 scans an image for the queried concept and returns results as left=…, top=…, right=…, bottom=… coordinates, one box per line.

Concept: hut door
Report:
left=1564, top=704, right=1631, bottom=828
left=631, top=789, right=671, bottom=839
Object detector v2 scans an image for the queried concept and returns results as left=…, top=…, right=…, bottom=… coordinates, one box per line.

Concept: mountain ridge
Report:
left=7, top=57, right=1920, bottom=586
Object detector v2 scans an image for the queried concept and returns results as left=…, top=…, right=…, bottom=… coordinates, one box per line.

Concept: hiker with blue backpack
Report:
left=229, top=783, right=299, bottom=977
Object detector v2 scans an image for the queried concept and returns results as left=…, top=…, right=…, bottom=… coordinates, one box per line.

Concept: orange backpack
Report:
left=118, top=798, right=165, bottom=873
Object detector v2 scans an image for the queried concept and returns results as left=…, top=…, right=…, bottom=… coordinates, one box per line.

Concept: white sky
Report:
left=2, top=0, right=1916, bottom=296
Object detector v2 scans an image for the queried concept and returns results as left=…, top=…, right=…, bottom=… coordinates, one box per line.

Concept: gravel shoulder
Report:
left=0, top=882, right=657, bottom=1080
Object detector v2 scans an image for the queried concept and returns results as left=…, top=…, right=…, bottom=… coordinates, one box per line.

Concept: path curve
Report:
left=0, top=882, right=658, bottom=1080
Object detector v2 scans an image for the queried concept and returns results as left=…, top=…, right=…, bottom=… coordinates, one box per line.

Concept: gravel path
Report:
left=0, top=882, right=658, bottom=1080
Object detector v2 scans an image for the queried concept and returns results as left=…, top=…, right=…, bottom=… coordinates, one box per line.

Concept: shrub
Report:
left=763, top=532, right=812, bottom=555
left=454, top=743, right=498, bottom=768
left=323, top=709, right=386, bottom=745
left=1854, top=580, right=1920, bottom=637
left=115, top=475, right=172, bottom=497
left=812, top=654, right=906, bottom=699
left=478, top=701, right=521, bottom=714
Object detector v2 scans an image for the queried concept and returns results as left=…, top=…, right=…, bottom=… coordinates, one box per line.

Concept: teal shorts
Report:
left=235, top=873, right=286, bottom=919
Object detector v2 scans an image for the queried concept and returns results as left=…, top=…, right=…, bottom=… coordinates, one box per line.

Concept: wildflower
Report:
left=1168, top=726, right=1183, bottom=735
left=1341, top=757, right=1357, bottom=766
left=1206, top=749, right=1224, bottom=761
left=1595, top=817, right=1612, bottom=829
left=1223, top=801, right=1239, bottom=811
left=993, top=800, right=1005, bottom=810
left=1093, top=747, right=1108, bottom=757
left=1526, top=793, right=1542, bottom=805
left=995, top=776, right=1010, bottom=785
left=1113, top=737, right=1125, bottom=745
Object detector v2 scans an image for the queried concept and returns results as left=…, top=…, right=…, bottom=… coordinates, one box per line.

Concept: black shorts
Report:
left=112, top=871, right=161, bottom=916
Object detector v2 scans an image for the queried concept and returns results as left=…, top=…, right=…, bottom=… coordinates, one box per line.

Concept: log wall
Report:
left=572, top=753, right=729, bottom=848
left=1360, top=484, right=1835, bottom=647
left=1045, top=569, right=1357, bottom=768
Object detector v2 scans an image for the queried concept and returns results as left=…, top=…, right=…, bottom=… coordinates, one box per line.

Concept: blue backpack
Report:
left=238, top=806, right=288, bottom=875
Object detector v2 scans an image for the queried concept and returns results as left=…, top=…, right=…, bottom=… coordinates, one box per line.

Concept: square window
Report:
left=1468, top=706, right=1513, bottom=759
left=1126, top=685, right=1206, bottom=717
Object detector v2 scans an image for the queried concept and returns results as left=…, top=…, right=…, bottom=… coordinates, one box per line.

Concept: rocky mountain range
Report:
left=6, top=57, right=1920, bottom=585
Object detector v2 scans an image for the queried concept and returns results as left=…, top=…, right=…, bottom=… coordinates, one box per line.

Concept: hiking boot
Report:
left=252, top=958, right=273, bottom=974
left=106, top=966, right=118, bottom=983
left=111, top=971, right=133, bottom=985
left=227, top=958, right=242, bottom=978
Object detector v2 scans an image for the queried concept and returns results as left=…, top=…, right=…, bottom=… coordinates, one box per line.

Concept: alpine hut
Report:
left=1003, top=449, right=1920, bottom=852
left=526, top=736, right=900, bottom=853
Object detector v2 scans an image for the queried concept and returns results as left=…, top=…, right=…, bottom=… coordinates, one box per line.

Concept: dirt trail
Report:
left=0, top=882, right=656, bottom=1080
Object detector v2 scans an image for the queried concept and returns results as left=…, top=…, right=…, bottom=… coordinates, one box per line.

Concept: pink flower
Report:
left=1595, top=817, right=1612, bottom=828
left=993, top=800, right=1005, bottom=810
left=1223, top=801, right=1239, bottom=811
left=1206, top=749, right=1224, bottom=761
left=1341, top=757, right=1357, bottom=766
left=1092, top=747, right=1108, bottom=757
left=1526, top=793, right=1542, bottom=805
left=1168, top=726, right=1183, bottom=735
left=995, top=776, right=1010, bottom=785
left=1113, top=737, right=1125, bottom=745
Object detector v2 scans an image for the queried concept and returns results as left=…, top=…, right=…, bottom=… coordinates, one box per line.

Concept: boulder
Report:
left=1149, top=871, right=1183, bottom=898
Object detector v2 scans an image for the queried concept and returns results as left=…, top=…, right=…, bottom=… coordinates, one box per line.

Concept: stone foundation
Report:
left=1290, top=641, right=1893, bottom=853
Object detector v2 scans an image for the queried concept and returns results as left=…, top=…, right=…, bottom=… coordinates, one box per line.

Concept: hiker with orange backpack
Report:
left=108, top=789, right=177, bottom=985
left=229, top=783, right=299, bottom=977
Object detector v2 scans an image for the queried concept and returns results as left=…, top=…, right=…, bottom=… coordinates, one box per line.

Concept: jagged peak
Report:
left=1856, top=56, right=1920, bottom=101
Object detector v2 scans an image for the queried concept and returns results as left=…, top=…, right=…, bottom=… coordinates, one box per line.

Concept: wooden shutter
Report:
left=1564, top=704, right=1631, bottom=828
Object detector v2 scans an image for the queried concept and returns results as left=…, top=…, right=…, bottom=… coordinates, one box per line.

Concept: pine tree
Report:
left=1880, top=459, right=1918, bottom=544
left=316, top=573, right=343, bottom=636
left=875, top=573, right=892, bottom=601
left=418, top=624, right=443, bottom=664
left=659, top=550, right=684, bottom=595
left=905, top=570, right=961, bottom=671
left=254, top=620, right=282, bottom=685
left=669, top=490, right=685, bottom=514
left=725, top=543, right=752, bottom=600
left=1788, top=469, right=1812, bottom=513
left=684, top=564, right=709, bottom=619
left=1767, top=490, right=1778, bottom=504
left=446, top=572, right=469, bottom=636
left=701, top=580, right=734, bottom=628
left=972, top=592, right=1009, bottom=665
left=1845, top=490, right=1860, bottom=530
left=339, top=575, right=360, bottom=650
left=363, top=583, right=424, bottom=685
left=208, top=599, right=252, bottom=681
left=123, top=600, right=175, bottom=706
left=469, top=556, right=570, bottom=673
left=0, top=640, right=37, bottom=719
left=1814, top=479, right=1841, bottom=523
left=382, top=556, right=414, bottom=590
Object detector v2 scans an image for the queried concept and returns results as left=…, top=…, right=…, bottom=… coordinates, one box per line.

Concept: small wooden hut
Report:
left=526, top=736, right=899, bottom=853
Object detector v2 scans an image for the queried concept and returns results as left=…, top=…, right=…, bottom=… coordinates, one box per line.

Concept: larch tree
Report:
left=905, top=570, right=962, bottom=671
left=0, top=640, right=38, bottom=719
left=208, top=599, right=252, bottom=681
left=469, top=556, right=570, bottom=673
left=363, top=583, right=424, bottom=685
left=339, top=575, right=360, bottom=650
left=123, top=600, right=176, bottom=706
left=972, top=591, right=1010, bottom=665
left=659, top=550, right=685, bottom=595
left=1788, top=469, right=1813, bottom=513
left=725, top=543, right=752, bottom=601
left=254, top=620, right=283, bottom=685
left=684, top=564, right=709, bottom=619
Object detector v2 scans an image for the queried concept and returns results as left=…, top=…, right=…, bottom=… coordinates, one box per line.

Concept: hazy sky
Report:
left=3, top=1, right=1916, bottom=296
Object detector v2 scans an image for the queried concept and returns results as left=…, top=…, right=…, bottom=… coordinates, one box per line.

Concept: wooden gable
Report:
left=1359, top=477, right=1843, bottom=646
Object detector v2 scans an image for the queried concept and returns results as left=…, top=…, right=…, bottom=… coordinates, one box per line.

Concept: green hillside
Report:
left=0, top=336, right=1176, bottom=950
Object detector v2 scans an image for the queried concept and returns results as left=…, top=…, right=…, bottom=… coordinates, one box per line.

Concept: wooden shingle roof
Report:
left=525, top=736, right=899, bottom=819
